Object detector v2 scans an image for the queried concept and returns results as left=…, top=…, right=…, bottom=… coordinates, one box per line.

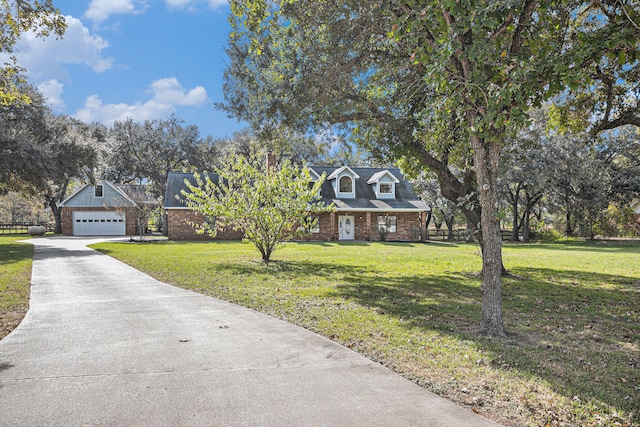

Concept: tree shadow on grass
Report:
left=504, top=240, right=640, bottom=254
left=0, top=243, right=33, bottom=266
left=330, top=264, right=639, bottom=420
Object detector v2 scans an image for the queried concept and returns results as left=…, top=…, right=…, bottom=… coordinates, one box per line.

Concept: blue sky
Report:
left=7, top=0, right=248, bottom=139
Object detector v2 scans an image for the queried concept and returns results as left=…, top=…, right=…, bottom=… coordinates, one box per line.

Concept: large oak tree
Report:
left=1, top=0, right=66, bottom=105
left=224, top=0, right=639, bottom=336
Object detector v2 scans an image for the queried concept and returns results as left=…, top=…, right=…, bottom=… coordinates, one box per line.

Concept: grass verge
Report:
left=0, top=235, right=33, bottom=340
left=92, top=240, right=640, bottom=426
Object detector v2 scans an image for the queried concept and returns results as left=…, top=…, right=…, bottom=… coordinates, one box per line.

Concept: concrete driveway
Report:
left=0, top=237, right=500, bottom=426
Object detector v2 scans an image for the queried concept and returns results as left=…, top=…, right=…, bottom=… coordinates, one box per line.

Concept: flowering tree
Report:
left=182, top=154, right=333, bottom=261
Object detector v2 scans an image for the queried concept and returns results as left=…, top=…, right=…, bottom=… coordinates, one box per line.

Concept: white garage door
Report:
left=73, top=211, right=126, bottom=236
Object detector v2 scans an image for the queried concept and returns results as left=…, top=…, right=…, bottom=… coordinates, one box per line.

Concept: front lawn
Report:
left=92, top=240, right=640, bottom=427
left=0, top=235, right=33, bottom=339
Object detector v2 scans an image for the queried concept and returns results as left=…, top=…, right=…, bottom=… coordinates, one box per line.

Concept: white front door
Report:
left=338, top=215, right=355, bottom=240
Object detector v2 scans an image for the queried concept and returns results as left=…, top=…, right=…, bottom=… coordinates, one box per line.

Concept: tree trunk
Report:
left=511, top=199, right=520, bottom=241
left=445, top=217, right=455, bottom=240
left=425, top=209, right=432, bottom=241
left=470, top=134, right=506, bottom=337
left=509, top=185, right=522, bottom=241
left=565, top=209, right=573, bottom=236
left=48, top=197, right=62, bottom=234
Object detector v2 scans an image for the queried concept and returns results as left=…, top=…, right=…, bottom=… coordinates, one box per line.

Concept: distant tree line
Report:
left=413, top=110, right=640, bottom=242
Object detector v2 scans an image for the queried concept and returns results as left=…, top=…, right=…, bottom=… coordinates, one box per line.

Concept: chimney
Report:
left=266, top=152, right=276, bottom=172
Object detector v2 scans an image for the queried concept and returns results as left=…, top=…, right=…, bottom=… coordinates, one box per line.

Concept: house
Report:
left=164, top=172, right=245, bottom=240
left=59, top=181, right=159, bottom=236
left=164, top=166, right=429, bottom=242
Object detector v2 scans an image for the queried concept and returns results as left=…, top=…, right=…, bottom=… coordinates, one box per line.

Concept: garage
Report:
left=72, top=211, right=126, bottom=236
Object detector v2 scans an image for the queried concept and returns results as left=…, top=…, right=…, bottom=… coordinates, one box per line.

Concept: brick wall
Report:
left=296, top=211, right=425, bottom=242
left=166, top=209, right=244, bottom=240
left=376, top=212, right=424, bottom=242
left=167, top=208, right=425, bottom=242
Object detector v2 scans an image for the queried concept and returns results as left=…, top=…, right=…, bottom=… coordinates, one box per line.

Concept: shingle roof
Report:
left=309, top=166, right=429, bottom=212
left=117, top=185, right=161, bottom=206
left=164, top=167, right=429, bottom=212
left=164, top=172, right=219, bottom=209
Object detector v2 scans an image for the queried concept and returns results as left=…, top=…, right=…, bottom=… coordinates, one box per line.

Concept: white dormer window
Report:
left=367, top=170, right=399, bottom=199
left=379, top=182, right=393, bottom=195
left=94, top=185, right=103, bottom=198
left=327, top=166, right=359, bottom=199
left=339, top=176, right=353, bottom=193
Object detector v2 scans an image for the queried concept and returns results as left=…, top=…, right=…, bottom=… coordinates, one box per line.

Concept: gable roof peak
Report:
left=306, top=167, right=321, bottom=181
left=327, top=165, right=360, bottom=180
left=367, top=169, right=400, bottom=184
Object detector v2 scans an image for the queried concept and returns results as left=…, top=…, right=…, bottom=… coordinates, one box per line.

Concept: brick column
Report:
left=330, top=212, right=336, bottom=241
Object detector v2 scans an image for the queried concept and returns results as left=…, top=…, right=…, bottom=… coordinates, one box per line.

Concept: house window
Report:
left=339, top=176, right=353, bottom=194
left=308, top=216, right=320, bottom=233
left=205, top=215, right=216, bottom=229
left=300, top=216, right=320, bottom=234
left=94, top=185, right=103, bottom=198
left=378, top=215, right=397, bottom=233
left=379, top=183, right=393, bottom=195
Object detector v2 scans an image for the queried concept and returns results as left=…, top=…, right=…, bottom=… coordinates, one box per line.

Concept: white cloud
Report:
left=149, top=77, right=207, bottom=106
left=166, top=0, right=193, bottom=7
left=38, top=80, right=65, bottom=110
left=85, top=0, right=148, bottom=23
left=73, top=78, right=208, bottom=125
left=2, top=16, right=113, bottom=80
left=74, top=95, right=175, bottom=125
left=165, top=0, right=228, bottom=10
left=208, top=0, right=229, bottom=8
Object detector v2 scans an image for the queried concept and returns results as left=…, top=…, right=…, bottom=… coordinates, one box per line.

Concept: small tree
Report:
left=182, top=154, right=333, bottom=261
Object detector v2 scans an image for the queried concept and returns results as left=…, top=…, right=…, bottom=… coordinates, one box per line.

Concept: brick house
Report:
left=59, top=181, right=159, bottom=236
left=164, top=166, right=429, bottom=242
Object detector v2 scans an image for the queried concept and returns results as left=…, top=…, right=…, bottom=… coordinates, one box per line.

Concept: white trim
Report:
left=375, top=182, right=395, bottom=199
left=59, top=181, right=137, bottom=207
left=104, top=181, right=138, bottom=206
left=327, top=166, right=360, bottom=181
left=306, top=167, right=321, bottom=181
left=59, top=184, right=89, bottom=206
left=366, top=170, right=399, bottom=184
left=367, top=170, right=398, bottom=200
left=337, top=174, right=355, bottom=198
left=334, top=207, right=428, bottom=212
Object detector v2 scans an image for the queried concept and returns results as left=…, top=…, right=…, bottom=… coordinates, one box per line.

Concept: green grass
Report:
left=0, top=235, right=33, bottom=339
left=89, top=240, right=638, bottom=426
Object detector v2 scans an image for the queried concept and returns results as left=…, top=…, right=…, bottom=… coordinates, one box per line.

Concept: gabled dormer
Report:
left=307, top=167, right=322, bottom=184
left=306, top=167, right=322, bottom=197
left=327, top=166, right=360, bottom=199
left=367, top=170, right=399, bottom=199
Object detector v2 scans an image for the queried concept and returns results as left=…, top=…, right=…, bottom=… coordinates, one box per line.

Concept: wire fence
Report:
left=426, top=229, right=525, bottom=242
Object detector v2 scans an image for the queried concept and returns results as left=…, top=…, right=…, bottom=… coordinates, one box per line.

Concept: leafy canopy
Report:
left=1, top=0, right=66, bottom=105
left=182, top=154, right=334, bottom=261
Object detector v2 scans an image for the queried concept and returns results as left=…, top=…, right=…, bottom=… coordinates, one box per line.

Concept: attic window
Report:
left=367, top=170, right=398, bottom=199
left=339, top=176, right=353, bottom=193
left=379, top=183, right=393, bottom=194
left=94, top=185, right=103, bottom=198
